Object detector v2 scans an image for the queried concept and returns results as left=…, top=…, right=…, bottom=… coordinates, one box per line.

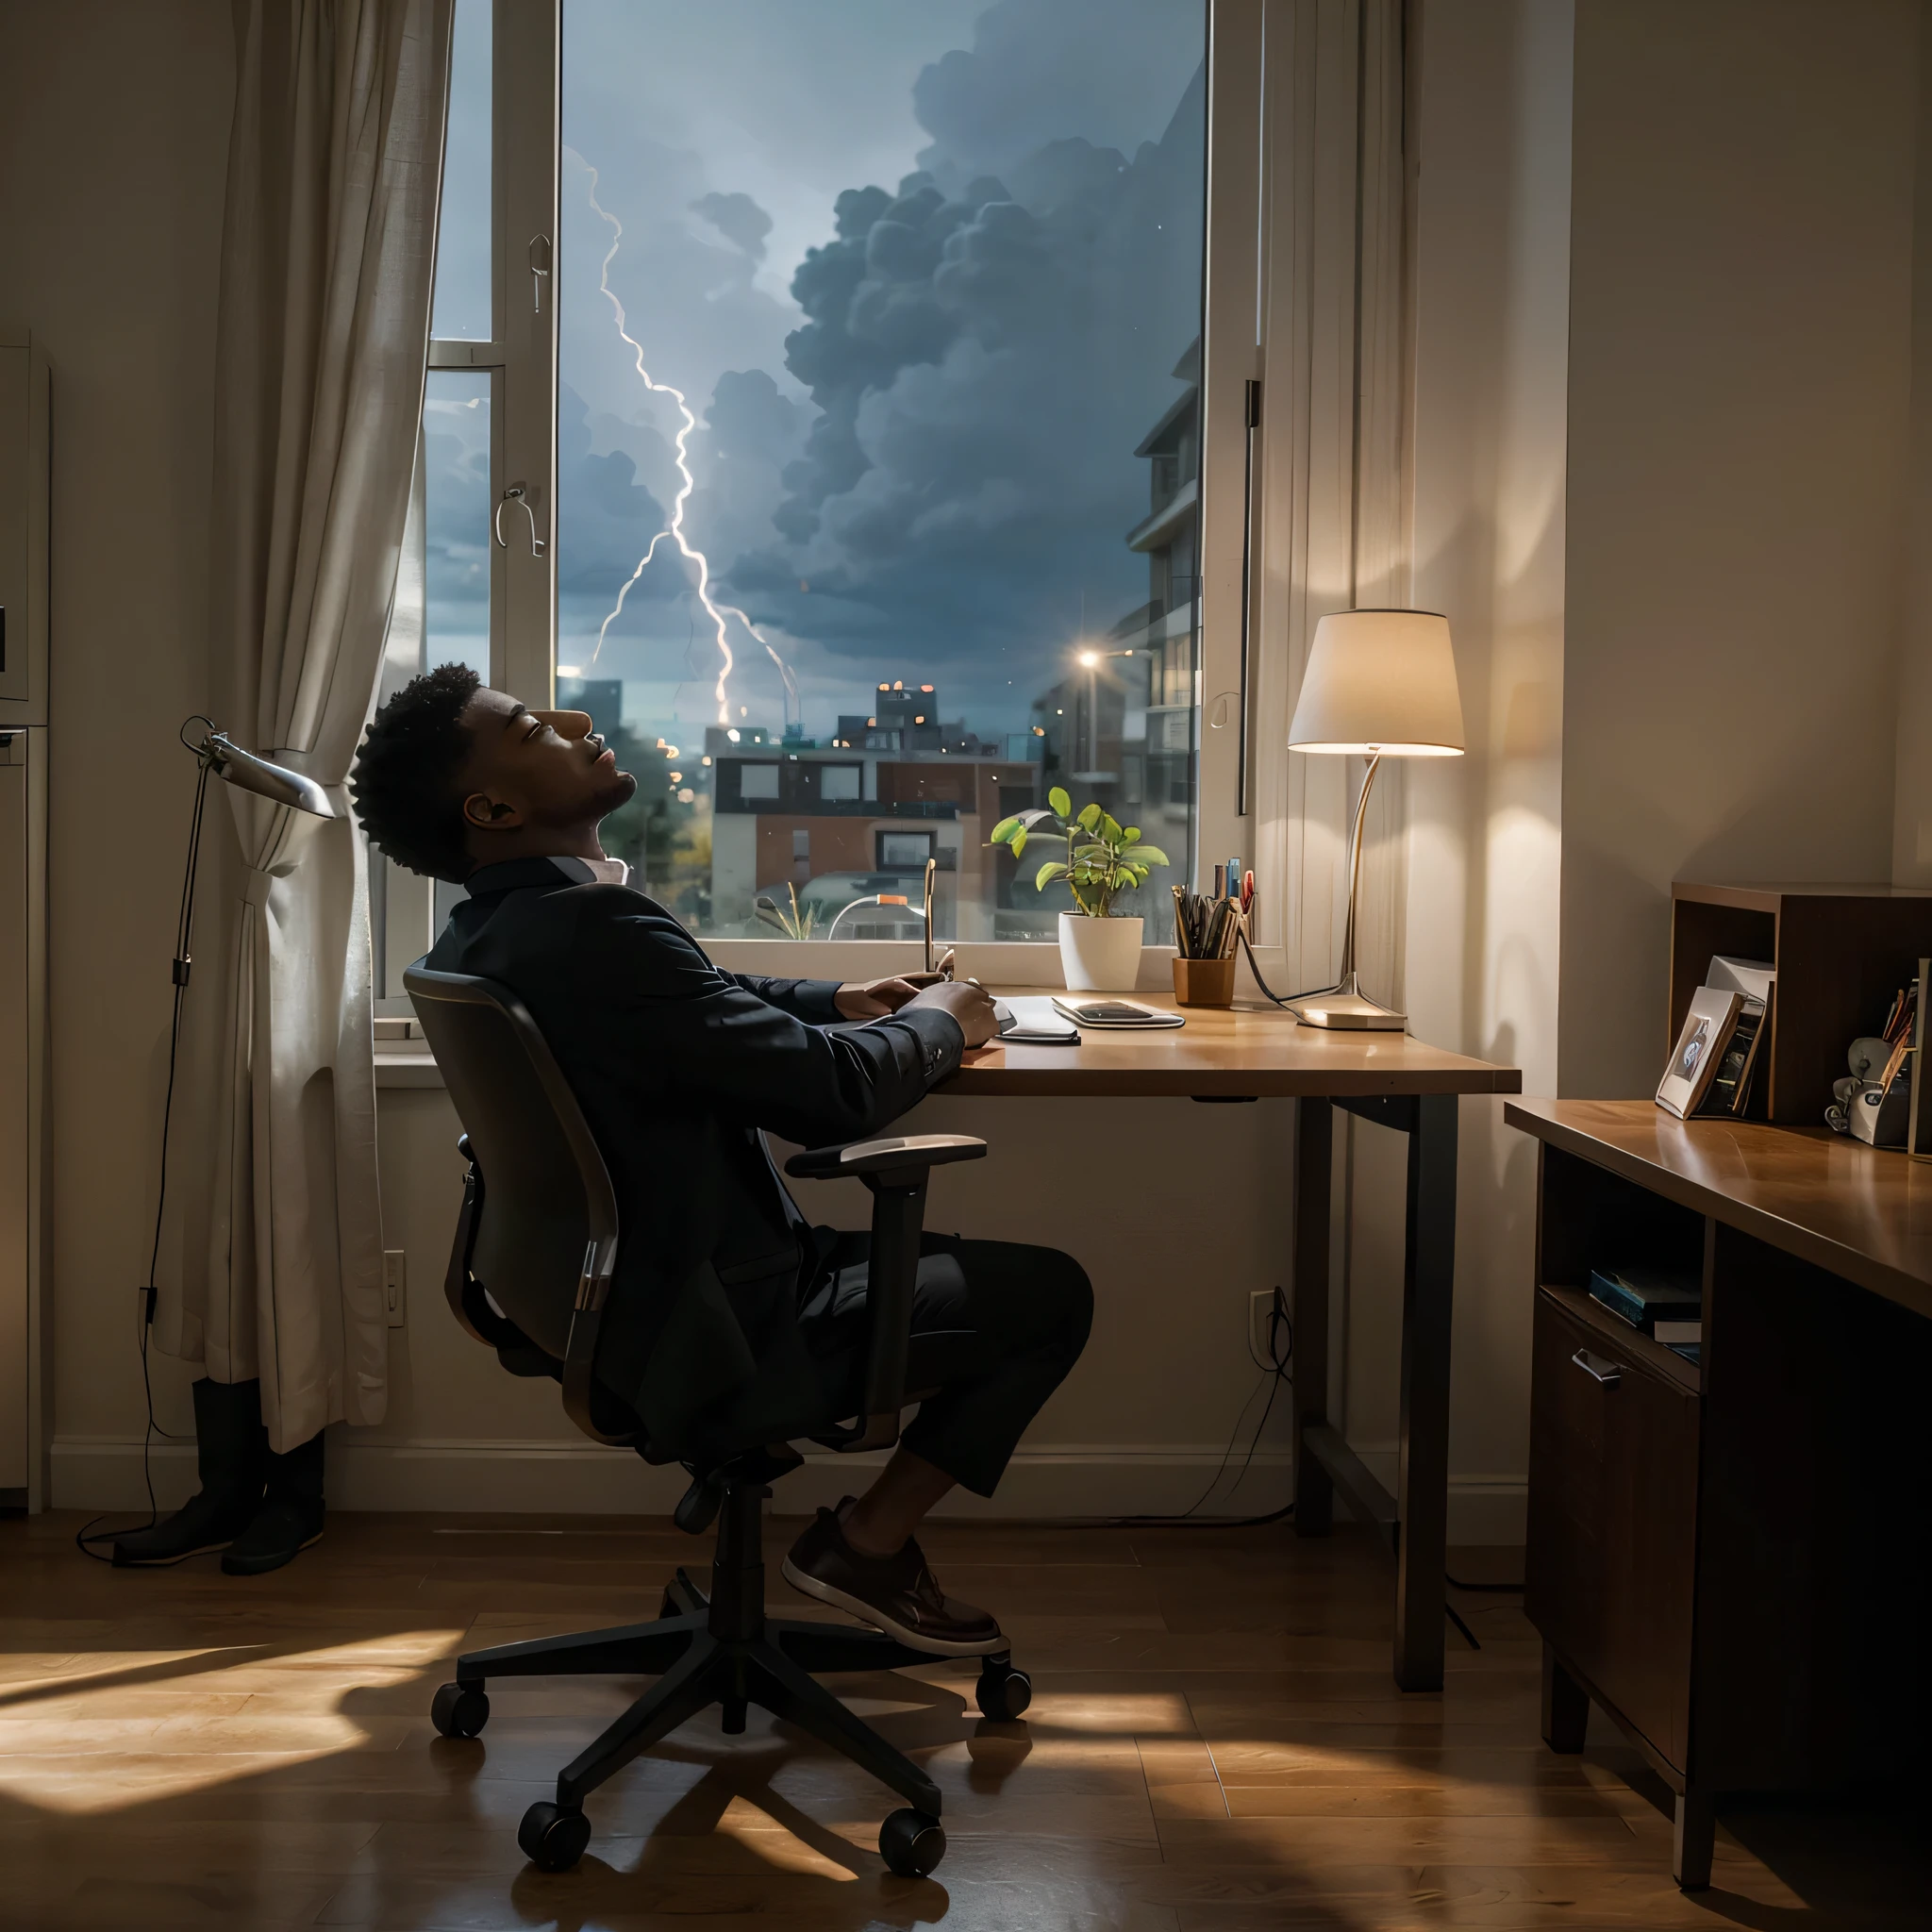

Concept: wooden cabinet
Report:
left=1525, top=1288, right=1698, bottom=1773
left=1511, top=1107, right=1932, bottom=1893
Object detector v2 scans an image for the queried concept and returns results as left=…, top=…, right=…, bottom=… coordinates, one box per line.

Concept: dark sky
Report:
left=428, top=0, right=1207, bottom=744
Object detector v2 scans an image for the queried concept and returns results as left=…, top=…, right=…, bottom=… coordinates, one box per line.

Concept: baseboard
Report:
left=49, top=1435, right=1524, bottom=1539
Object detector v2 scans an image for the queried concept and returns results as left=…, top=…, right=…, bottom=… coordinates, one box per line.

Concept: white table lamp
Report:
left=1286, top=609, right=1464, bottom=1030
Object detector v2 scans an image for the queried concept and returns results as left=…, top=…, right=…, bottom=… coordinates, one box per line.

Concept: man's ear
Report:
left=462, top=791, right=522, bottom=831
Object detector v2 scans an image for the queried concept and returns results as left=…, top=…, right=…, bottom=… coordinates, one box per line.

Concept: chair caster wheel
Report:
left=430, top=1681, right=490, bottom=1739
left=518, top=1800, right=591, bottom=1873
left=879, top=1807, right=945, bottom=1877
left=974, top=1660, right=1032, bottom=1722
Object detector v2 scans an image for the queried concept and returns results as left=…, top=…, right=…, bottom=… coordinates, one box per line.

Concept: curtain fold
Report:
left=158, top=0, right=453, bottom=1453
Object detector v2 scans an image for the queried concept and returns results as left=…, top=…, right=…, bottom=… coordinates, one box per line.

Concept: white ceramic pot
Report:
left=1058, top=912, right=1144, bottom=992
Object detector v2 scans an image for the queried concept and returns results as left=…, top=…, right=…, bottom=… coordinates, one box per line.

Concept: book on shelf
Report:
left=1589, top=1265, right=1702, bottom=1334
left=1652, top=1319, right=1701, bottom=1345
left=1665, top=1341, right=1701, bottom=1366
left=1697, top=1002, right=1765, bottom=1116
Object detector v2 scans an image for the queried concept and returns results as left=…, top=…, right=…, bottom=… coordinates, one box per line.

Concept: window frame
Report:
left=376, top=0, right=558, bottom=1012
left=382, top=0, right=1287, bottom=998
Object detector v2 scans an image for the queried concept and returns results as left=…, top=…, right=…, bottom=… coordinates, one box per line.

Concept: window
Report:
left=877, top=831, right=937, bottom=872
left=553, top=0, right=1210, bottom=942
left=379, top=0, right=1274, bottom=985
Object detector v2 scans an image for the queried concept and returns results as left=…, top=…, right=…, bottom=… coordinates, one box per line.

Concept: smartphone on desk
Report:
left=1062, top=1001, right=1145, bottom=1021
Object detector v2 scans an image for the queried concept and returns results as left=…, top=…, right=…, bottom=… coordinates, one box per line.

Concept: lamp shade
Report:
left=1287, top=609, right=1465, bottom=757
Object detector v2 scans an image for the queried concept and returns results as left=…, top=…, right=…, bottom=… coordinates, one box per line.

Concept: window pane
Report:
left=424, top=370, right=492, bottom=682
left=558, top=0, right=1205, bottom=941
left=431, top=0, right=492, bottom=341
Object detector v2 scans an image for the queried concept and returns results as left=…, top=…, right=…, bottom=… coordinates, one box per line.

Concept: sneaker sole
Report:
left=780, top=1556, right=1007, bottom=1657
left=220, top=1527, right=325, bottom=1577
left=111, top=1538, right=236, bottom=1568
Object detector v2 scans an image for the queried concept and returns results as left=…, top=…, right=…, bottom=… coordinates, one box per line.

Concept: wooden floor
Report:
left=0, top=1510, right=1925, bottom=1930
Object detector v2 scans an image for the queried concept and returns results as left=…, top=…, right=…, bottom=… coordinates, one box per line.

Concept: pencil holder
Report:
left=1173, top=956, right=1236, bottom=1008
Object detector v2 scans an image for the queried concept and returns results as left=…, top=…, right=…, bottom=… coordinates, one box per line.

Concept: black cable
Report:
left=76, top=739, right=213, bottom=1563
left=1445, top=1602, right=1481, bottom=1651
left=1235, top=924, right=1337, bottom=1014
left=1063, top=1290, right=1294, bottom=1529
left=1447, top=1574, right=1524, bottom=1593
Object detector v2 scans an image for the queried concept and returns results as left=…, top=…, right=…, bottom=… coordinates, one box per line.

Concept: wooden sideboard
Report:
left=1507, top=1098, right=1932, bottom=1890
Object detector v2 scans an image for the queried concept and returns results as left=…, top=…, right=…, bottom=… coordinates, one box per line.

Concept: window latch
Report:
left=494, top=482, right=547, bottom=557
left=528, top=233, right=552, bottom=315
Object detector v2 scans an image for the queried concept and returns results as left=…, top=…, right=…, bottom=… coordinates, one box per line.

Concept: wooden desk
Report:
left=951, top=993, right=1522, bottom=1692
left=377, top=995, right=1521, bottom=1692
left=1507, top=1098, right=1932, bottom=1888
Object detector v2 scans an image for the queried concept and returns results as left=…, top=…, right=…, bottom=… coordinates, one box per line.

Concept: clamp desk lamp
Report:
left=1285, top=610, right=1464, bottom=1031
left=81, top=722, right=336, bottom=1559
left=142, top=729, right=333, bottom=1325
left=147, top=721, right=334, bottom=1308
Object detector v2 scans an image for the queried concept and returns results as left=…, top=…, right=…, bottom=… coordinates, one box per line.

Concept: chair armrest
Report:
left=786, top=1133, right=987, bottom=1182
left=790, top=1136, right=987, bottom=1455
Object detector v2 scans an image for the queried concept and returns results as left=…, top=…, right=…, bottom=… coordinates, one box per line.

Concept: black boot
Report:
left=222, top=1429, right=325, bottom=1575
left=112, top=1377, right=267, bottom=1567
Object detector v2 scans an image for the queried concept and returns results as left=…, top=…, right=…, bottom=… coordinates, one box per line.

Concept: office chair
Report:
left=402, top=964, right=1028, bottom=1878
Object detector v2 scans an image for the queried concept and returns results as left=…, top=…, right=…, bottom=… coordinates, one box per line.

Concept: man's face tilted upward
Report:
left=457, top=687, right=637, bottom=863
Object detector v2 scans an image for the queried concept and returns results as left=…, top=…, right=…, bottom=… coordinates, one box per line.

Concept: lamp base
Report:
left=1288, top=974, right=1407, bottom=1032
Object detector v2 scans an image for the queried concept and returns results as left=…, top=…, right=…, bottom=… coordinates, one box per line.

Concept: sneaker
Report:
left=781, top=1498, right=1005, bottom=1657
left=220, top=1497, right=325, bottom=1576
left=110, top=1486, right=258, bottom=1567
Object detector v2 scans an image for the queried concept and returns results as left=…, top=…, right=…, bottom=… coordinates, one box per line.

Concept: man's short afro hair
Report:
left=349, top=663, right=481, bottom=883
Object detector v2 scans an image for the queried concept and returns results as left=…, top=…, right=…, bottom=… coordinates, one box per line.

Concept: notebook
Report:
left=994, top=997, right=1081, bottom=1045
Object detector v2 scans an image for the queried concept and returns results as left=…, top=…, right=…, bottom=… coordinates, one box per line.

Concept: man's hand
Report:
left=903, top=976, right=998, bottom=1048
left=834, top=951, right=957, bottom=1020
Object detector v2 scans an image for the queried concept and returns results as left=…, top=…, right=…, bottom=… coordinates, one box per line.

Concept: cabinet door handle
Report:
left=1571, top=1348, right=1622, bottom=1388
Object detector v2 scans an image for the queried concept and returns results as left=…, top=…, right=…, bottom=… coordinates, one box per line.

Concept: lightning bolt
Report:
left=574, top=151, right=792, bottom=727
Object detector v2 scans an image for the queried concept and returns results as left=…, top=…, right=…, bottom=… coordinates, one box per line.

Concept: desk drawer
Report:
left=1525, top=1288, right=1699, bottom=1772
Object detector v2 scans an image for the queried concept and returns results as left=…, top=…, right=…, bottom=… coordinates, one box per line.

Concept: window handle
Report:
left=494, top=482, right=546, bottom=557
left=528, top=233, right=552, bottom=315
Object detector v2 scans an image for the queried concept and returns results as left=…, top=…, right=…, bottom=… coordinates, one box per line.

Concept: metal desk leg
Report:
left=1291, top=1097, right=1333, bottom=1536
left=1394, top=1092, right=1457, bottom=1691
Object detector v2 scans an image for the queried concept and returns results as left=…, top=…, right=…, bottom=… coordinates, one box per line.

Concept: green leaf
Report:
left=1047, top=786, right=1072, bottom=818
left=1076, top=802, right=1102, bottom=831
left=1133, top=844, right=1171, bottom=868
left=1122, top=826, right=1141, bottom=845
left=1035, top=860, right=1069, bottom=891
left=1099, top=812, right=1124, bottom=845
left=1012, top=829, right=1028, bottom=859
left=990, top=814, right=1022, bottom=844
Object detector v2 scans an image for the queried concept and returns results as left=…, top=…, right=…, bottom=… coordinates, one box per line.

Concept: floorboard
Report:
left=0, top=1510, right=1924, bottom=1929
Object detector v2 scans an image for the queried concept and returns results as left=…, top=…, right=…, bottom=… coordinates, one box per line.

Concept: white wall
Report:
left=1561, top=0, right=1918, bottom=1097
left=0, top=0, right=232, bottom=1463
left=23, top=0, right=1925, bottom=1543
left=1376, top=0, right=1574, bottom=1535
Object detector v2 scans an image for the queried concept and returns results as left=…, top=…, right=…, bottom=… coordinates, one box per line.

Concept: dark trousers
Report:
left=795, top=1228, right=1093, bottom=1499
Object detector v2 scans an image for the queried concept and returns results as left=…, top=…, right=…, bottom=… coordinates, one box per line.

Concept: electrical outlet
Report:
left=384, top=1251, right=408, bottom=1329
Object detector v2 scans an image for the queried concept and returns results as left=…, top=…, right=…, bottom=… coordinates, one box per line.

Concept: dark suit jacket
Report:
left=427, top=855, right=964, bottom=1454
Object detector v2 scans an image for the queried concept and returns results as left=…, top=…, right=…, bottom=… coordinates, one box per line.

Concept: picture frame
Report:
left=1657, top=986, right=1743, bottom=1119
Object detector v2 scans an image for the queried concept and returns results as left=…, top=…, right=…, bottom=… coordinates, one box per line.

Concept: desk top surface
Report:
left=1506, top=1097, right=1932, bottom=1317
left=374, top=991, right=1521, bottom=1099
left=946, top=993, right=1521, bottom=1098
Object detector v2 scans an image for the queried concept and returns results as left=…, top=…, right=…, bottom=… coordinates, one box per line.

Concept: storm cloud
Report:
left=554, top=0, right=1206, bottom=737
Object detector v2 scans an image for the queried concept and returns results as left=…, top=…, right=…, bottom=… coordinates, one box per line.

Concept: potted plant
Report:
left=990, top=788, right=1169, bottom=991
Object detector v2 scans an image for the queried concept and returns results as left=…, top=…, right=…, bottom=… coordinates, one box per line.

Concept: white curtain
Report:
left=158, top=0, right=453, bottom=1453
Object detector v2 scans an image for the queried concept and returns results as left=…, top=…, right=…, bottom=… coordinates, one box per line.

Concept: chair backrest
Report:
left=403, top=962, right=618, bottom=1363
